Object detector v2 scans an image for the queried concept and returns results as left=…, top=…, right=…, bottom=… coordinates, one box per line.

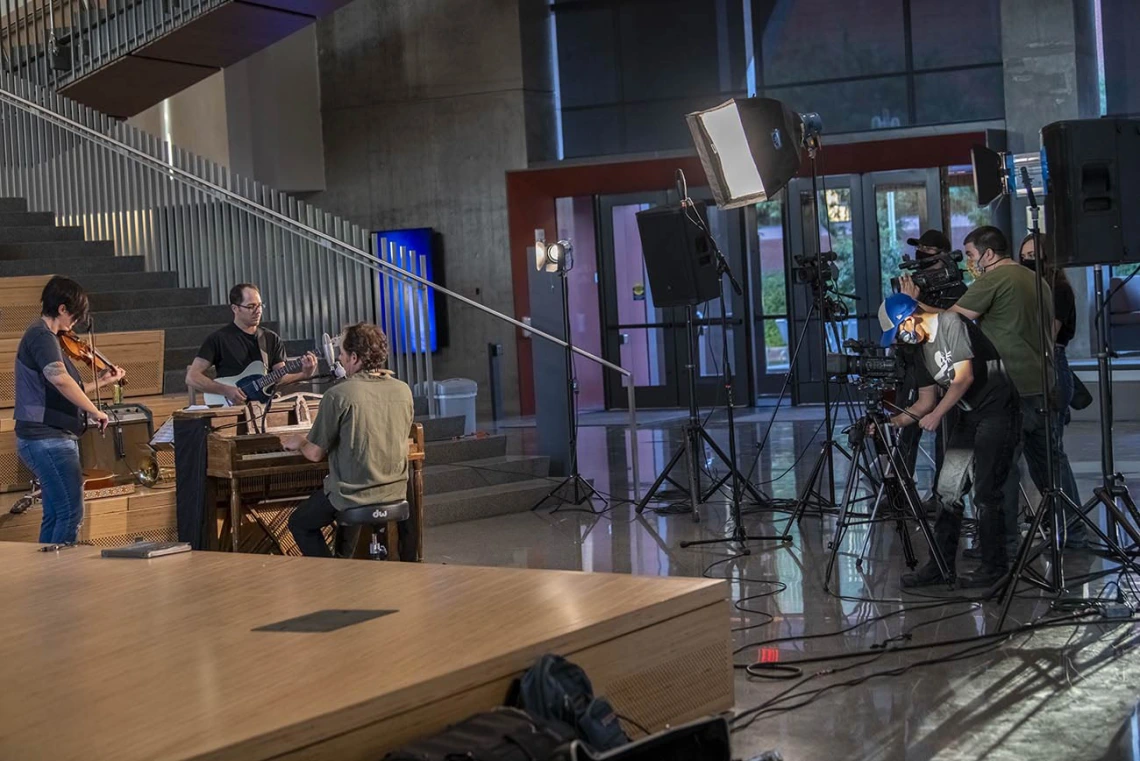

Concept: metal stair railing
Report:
left=0, top=72, right=643, bottom=499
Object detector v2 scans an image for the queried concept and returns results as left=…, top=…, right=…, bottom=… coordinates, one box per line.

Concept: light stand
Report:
left=533, top=257, right=607, bottom=514
left=992, top=170, right=1140, bottom=629
left=678, top=237, right=787, bottom=553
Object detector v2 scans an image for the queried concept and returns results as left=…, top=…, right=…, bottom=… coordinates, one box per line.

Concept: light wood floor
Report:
left=0, top=542, right=732, bottom=761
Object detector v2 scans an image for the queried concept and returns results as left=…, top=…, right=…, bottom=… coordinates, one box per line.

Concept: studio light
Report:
left=686, top=97, right=820, bottom=209
left=535, top=237, right=573, bottom=273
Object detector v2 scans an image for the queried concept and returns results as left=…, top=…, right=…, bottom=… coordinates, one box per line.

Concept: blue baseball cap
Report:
left=879, top=293, right=919, bottom=347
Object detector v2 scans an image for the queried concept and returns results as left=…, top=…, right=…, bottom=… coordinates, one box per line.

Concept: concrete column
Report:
left=313, top=0, right=558, bottom=418
left=1001, top=0, right=1100, bottom=359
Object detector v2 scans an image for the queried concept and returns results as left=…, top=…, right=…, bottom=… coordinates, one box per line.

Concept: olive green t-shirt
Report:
left=956, top=262, right=1053, bottom=397
left=306, top=372, right=415, bottom=510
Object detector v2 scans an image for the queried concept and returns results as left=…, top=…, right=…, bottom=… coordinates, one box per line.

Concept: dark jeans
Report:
left=288, top=489, right=360, bottom=558
left=16, top=436, right=84, bottom=544
left=1002, top=393, right=1082, bottom=543
left=1056, top=345, right=1074, bottom=425
left=897, top=399, right=958, bottom=493
left=932, top=401, right=1022, bottom=568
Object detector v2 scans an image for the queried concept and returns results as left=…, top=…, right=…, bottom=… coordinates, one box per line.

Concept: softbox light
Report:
left=686, top=97, right=808, bottom=209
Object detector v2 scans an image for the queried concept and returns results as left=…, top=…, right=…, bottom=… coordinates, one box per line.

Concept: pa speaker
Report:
left=1043, top=118, right=1140, bottom=267
left=635, top=203, right=720, bottom=308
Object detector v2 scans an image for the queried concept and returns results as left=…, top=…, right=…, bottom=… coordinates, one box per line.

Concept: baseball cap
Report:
left=878, top=292, right=919, bottom=347
left=906, top=229, right=951, bottom=256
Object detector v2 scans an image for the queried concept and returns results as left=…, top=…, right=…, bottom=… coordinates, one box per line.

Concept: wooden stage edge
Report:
left=0, top=543, right=734, bottom=761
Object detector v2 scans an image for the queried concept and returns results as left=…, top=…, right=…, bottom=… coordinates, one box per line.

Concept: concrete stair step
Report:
left=0, top=255, right=145, bottom=277
left=0, top=226, right=84, bottom=243
left=414, top=395, right=429, bottom=417
left=74, top=271, right=180, bottom=292
left=0, top=240, right=114, bottom=259
left=0, top=212, right=53, bottom=227
left=417, top=415, right=465, bottom=442
left=0, top=198, right=28, bottom=213
left=164, top=370, right=188, bottom=396
left=423, top=479, right=556, bottom=527
left=90, top=304, right=234, bottom=332
left=423, top=435, right=508, bottom=465
left=88, top=287, right=211, bottom=312
left=423, top=455, right=551, bottom=495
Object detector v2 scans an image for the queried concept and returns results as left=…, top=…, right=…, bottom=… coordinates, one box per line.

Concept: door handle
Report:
left=521, top=316, right=532, bottom=339
left=619, top=332, right=630, bottom=345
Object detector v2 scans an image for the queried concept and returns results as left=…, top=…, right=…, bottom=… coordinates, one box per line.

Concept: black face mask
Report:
left=1021, top=259, right=1037, bottom=272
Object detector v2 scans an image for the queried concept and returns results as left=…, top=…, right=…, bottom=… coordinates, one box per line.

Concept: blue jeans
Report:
left=16, top=436, right=84, bottom=544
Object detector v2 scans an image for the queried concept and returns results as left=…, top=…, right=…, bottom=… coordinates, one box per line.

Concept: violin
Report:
left=58, top=330, right=127, bottom=387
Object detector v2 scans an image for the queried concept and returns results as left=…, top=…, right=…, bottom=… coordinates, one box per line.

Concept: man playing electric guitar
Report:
left=185, top=283, right=317, bottom=406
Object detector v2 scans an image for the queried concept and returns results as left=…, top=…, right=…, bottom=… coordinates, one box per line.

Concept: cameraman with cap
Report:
left=879, top=292, right=1021, bottom=587
left=894, top=230, right=968, bottom=509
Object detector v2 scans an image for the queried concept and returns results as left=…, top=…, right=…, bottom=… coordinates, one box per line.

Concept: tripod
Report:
left=993, top=175, right=1140, bottom=629
left=822, top=393, right=949, bottom=592
left=533, top=269, right=607, bottom=513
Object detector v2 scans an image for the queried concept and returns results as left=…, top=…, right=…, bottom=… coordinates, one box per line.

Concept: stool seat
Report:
left=337, top=500, right=410, bottom=527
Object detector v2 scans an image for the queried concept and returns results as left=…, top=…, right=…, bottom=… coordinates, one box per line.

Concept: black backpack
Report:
left=382, top=707, right=574, bottom=761
left=512, top=655, right=629, bottom=752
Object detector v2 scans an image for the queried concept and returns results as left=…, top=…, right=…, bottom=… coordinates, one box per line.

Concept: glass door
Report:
left=785, top=175, right=869, bottom=404
left=597, top=192, right=749, bottom=409
left=860, top=169, right=942, bottom=339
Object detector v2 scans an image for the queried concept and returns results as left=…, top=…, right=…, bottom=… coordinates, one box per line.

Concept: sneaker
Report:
left=901, top=561, right=950, bottom=588
left=962, top=544, right=982, bottom=560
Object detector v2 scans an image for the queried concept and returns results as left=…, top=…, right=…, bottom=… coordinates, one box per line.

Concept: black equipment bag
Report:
left=512, top=655, right=629, bottom=752
left=560, top=716, right=736, bottom=761
left=382, top=707, right=573, bottom=761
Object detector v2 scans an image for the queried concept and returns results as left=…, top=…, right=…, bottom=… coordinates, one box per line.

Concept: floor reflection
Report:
left=428, top=415, right=1140, bottom=761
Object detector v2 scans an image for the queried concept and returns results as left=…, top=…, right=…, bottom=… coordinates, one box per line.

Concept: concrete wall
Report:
left=128, top=28, right=327, bottom=193
left=1000, top=0, right=1100, bottom=360
left=312, top=0, right=557, bottom=417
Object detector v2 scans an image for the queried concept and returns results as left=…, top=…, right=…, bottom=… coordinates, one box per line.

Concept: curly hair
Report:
left=341, top=323, right=389, bottom=372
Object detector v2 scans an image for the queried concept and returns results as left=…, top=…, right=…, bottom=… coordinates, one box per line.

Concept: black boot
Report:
left=902, top=510, right=959, bottom=588
left=959, top=501, right=1008, bottom=588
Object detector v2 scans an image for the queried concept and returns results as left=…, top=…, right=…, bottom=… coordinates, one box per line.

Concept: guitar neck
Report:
left=259, top=359, right=303, bottom=389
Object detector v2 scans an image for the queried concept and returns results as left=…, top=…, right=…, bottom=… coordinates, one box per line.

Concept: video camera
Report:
left=826, top=339, right=905, bottom=384
left=888, top=250, right=965, bottom=297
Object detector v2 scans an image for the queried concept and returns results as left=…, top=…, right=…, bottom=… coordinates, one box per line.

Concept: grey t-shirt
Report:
left=306, top=372, right=415, bottom=510
left=14, top=321, right=84, bottom=439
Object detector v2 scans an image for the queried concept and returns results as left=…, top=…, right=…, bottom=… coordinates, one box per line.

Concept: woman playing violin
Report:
left=14, top=276, right=126, bottom=544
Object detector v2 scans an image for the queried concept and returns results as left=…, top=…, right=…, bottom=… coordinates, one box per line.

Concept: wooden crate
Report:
left=0, top=276, right=51, bottom=340
left=0, top=329, right=165, bottom=409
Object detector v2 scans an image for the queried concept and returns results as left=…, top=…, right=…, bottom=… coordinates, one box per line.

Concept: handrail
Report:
left=0, top=76, right=644, bottom=499
left=0, top=84, right=629, bottom=378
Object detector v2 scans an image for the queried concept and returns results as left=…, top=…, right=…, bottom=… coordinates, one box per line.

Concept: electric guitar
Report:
left=203, top=358, right=304, bottom=406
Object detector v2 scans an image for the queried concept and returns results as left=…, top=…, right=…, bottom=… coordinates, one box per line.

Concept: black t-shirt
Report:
left=195, top=323, right=286, bottom=379
left=1053, top=275, right=1076, bottom=347
left=913, top=311, right=1016, bottom=414
left=14, top=322, right=84, bottom=439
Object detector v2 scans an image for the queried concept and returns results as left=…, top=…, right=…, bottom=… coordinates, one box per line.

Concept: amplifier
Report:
left=79, top=404, right=155, bottom=482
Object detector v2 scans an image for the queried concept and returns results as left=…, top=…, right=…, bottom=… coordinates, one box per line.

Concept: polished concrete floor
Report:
left=425, top=409, right=1140, bottom=761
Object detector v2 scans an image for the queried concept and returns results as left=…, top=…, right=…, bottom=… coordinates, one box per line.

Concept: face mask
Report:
left=897, top=325, right=920, bottom=345
left=1021, top=259, right=1037, bottom=272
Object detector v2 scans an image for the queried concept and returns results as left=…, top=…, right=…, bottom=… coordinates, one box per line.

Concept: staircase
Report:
left=1, top=0, right=356, bottom=117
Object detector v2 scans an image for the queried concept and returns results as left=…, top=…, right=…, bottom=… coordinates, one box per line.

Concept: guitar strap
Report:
left=256, top=328, right=271, bottom=371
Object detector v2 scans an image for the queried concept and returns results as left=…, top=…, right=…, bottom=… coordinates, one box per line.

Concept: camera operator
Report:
left=893, top=231, right=968, bottom=509
left=900, top=225, right=1080, bottom=555
left=879, top=293, right=1020, bottom=587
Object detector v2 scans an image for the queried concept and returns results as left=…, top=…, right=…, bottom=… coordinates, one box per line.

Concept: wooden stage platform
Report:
left=0, top=542, right=733, bottom=760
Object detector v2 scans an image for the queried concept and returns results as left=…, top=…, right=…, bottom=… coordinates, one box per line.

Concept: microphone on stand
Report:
left=321, top=332, right=346, bottom=379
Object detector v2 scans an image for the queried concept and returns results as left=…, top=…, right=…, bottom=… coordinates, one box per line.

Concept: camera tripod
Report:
left=822, top=392, right=949, bottom=592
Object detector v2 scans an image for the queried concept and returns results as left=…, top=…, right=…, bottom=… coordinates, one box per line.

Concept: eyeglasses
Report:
left=236, top=303, right=265, bottom=313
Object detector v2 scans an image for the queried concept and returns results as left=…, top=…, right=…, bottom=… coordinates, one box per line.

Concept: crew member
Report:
left=902, top=226, right=1079, bottom=555
left=879, top=293, right=1020, bottom=587
left=283, top=323, right=414, bottom=557
left=1019, top=232, right=1084, bottom=545
left=14, top=276, right=126, bottom=544
left=185, top=283, right=317, bottom=405
left=894, top=230, right=968, bottom=504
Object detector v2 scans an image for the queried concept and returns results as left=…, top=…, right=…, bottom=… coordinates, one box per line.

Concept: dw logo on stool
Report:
left=372, top=508, right=389, bottom=520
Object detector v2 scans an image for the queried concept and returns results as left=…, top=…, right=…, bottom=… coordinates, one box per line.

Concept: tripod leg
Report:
left=700, top=431, right=769, bottom=505
left=856, top=478, right=890, bottom=568
left=634, top=442, right=687, bottom=513
left=685, top=423, right=701, bottom=523
left=824, top=435, right=867, bottom=592
left=788, top=444, right=831, bottom=532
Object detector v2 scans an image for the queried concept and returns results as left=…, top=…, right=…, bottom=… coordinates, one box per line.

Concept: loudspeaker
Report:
left=635, top=203, right=720, bottom=308
left=1043, top=118, right=1140, bottom=267
left=79, top=404, right=155, bottom=481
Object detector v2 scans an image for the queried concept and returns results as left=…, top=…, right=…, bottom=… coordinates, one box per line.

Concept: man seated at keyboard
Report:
left=280, top=323, right=414, bottom=557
